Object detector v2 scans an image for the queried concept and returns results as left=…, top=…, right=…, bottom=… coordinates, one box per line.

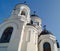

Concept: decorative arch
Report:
left=20, top=8, right=28, bottom=18
left=21, top=10, right=26, bottom=16
left=0, top=27, right=13, bottom=43
left=43, top=42, right=51, bottom=51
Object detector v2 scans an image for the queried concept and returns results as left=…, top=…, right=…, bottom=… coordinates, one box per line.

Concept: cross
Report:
left=24, top=1, right=26, bottom=4
left=43, top=25, right=46, bottom=30
left=33, top=11, right=36, bottom=15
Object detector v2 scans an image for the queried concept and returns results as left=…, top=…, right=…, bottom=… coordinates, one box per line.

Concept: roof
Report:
left=15, top=1, right=28, bottom=7
left=41, top=29, right=52, bottom=34
left=39, top=29, right=53, bottom=37
left=31, top=14, right=39, bottom=17
left=31, top=14, right=41, bottom=22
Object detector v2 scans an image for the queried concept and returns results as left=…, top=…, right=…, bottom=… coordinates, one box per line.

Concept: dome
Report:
left=40, top=29, right=53, bottom=35
left=11, top=3, right=30, bottom=16
left=31, top=14, right=41, bottom=20
left=39, top=28, right=53, bottom=37
left=10, top=3, right=30, bottom=23
left=31, top=14, right=39, bottom=17
left=14, top=3, right=30, bottom=11
left=39, top=25, right=53, bottom=36
left=31, top=14, right=41, bottom=25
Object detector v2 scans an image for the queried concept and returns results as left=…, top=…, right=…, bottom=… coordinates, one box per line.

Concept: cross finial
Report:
left=43, top=25, right=46, bottom=30
left=33, top=11, right=36, bottom=15
left=24, top=1, right=26, bottom=4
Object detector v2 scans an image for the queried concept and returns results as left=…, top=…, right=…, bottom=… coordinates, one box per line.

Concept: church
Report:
left=0, top=3, right=60, bottom=51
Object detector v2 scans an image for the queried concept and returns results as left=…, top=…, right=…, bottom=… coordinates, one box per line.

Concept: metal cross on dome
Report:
left=24, top=1, right=26, bottom=4
left=43, top=25, right=46, bottom=30
left=33, top=11, right=36, bottom=15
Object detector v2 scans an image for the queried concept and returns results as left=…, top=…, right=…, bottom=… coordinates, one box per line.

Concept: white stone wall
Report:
left=58, top=48, right=60, bottom=51
left=0, top=43, right=8, bottom=51
left=0, top=3, right=59, bottom=51
left=38, top=34, right=58, bottom=51
left=26, top=25, right=38, bottom=51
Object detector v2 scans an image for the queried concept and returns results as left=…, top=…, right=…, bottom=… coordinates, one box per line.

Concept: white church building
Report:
left=0, top=3, right=60, bottom=51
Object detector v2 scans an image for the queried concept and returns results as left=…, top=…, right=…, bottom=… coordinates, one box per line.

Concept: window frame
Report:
left=43, top=42, right=51, bottom=51
left=0, top=27, right=13, bottom=43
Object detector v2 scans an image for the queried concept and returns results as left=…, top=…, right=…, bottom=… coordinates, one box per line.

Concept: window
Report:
left=33, top=22, right=39, bottom=26
left=0, top=27, right=13, bottom=43
left=31, top=20, right=33, bottom=24
left=43, top=42, right=51, bottom=51
left=21, top=11, right=26, bottom=16
left=37, top=22, right=39, bottom=25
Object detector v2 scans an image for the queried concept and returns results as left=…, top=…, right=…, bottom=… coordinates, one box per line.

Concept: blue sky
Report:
left=0, top=0, right=60, bottom=44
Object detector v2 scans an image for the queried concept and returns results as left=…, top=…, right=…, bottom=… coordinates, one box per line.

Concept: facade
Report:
left=0, top=3, right=59, bottom=51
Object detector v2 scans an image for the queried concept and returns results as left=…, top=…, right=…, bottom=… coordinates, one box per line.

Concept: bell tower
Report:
left=0, top=3, right=31, bottom=51
left=10, top=3, right=31, bottom=23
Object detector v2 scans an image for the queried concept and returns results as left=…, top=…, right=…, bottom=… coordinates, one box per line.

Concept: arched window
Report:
left=21, top=11, right=26, bottom=16
left=0, top=27, right=13, bottom=43
left=31, top=20, right=33, bottom=24
left=43, top=42, right=51, bottom=51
